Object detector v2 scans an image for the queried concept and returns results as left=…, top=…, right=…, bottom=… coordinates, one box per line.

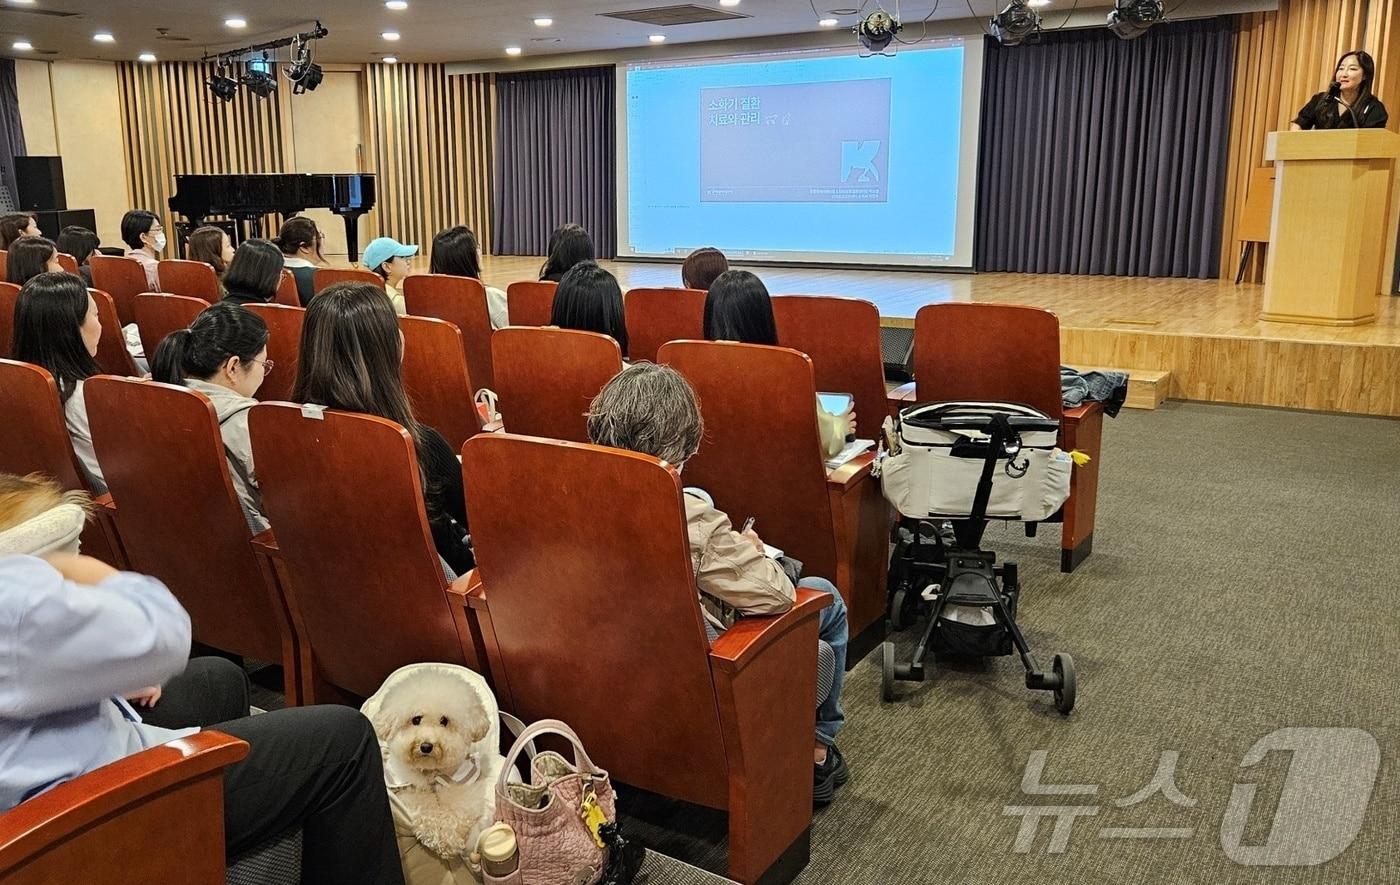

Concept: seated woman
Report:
left=682, top=246, right=729, bottom=291
left=275, top=216, right=325, bottom=306
left=151, top=302, right=271, bottom=532
left=293, top=282, right=474, bottom=575
left=549, top=260, right=628, bottom=359
left=55, top=225, right=100, bottom=287
left=10, top=272, right=107, bottom=493
left=705, top=270, right=856, bottom=458
left=184, top=225, right=235, bottom=283
left=587, top=363, right=850, bottom=805
left=6, top=236, right=64, bottom=285
left=362, top=236, right=417, bottom=315
left=219, top=239, right=285, bottom=307
left=0, top=473, right=404, bottom=883
left=538, top=223, right=594, bottom=283
left=429, top=225, right=508, bottom=329
left=119, top=209, right=164, bottom=291
left=0, top=212, right=40, bottom=250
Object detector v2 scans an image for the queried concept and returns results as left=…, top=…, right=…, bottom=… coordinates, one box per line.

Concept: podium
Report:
left=1262, top=129, right=1400, bottom=326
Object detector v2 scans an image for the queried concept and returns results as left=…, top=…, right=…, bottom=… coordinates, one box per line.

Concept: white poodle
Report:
left=371, top=669, right=497, bottom=859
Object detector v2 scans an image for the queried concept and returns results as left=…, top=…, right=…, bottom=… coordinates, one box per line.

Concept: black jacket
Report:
left=1294, top=91, right=1389, bottom=130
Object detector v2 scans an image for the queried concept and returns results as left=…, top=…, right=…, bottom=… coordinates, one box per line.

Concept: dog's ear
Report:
left=465, top=692, right=491, bottom=743
left=369, top=707, right=399, bottom=742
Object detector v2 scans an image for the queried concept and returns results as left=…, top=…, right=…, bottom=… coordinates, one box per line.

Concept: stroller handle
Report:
left=906, top=413, right=1060, bottom=435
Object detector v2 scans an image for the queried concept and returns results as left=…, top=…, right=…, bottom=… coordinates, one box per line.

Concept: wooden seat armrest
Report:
left=1061, top=401, right=1104, bottom=425
left=453, top=568, right=488, bottom=610
left=886, top=382, right=916, bottom=423
left=708, top=588, right=830, bottom=676
left=249, top=529, right=281, bottom=560
left=94, top=493, right=116, bottom=513
left=827, top=450, right=875, bottom=488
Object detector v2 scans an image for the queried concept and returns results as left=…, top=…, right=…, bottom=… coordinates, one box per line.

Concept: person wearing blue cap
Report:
left=361, top=236, right=419, bottom=315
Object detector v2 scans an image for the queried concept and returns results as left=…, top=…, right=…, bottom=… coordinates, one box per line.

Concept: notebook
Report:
left=825, top=438, right=875, bottom=470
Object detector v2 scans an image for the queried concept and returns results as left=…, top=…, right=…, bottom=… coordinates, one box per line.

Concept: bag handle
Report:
left=498, top=718, right=602, bottom=791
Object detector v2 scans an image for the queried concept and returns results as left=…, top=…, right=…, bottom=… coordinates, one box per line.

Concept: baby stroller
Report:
left=877, top=401, right=1077, bottom=714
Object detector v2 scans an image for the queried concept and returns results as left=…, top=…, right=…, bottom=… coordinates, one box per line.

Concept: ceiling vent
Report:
left=599, top=5, right=749, bottom=26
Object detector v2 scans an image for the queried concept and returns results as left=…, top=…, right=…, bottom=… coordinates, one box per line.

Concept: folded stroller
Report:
left=877, top=401, right=1077, bottom=714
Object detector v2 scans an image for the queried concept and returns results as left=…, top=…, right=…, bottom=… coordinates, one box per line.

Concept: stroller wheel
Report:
left=881, top=641, right=898, bottom=702
left=1052, top=653, right=1076, bottom=715
left=890, top=585, right=911, bottom=631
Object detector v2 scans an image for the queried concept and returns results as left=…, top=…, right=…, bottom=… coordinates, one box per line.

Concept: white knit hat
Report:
left=0, top=503, right=88, bottom=558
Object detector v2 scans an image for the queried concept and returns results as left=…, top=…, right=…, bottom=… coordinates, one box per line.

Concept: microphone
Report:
left=1327, top=81, right=1341, bottom=99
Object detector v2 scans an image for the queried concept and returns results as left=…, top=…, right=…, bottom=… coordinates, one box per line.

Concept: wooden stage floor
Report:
left=472, top=256, right=1398, bottom=417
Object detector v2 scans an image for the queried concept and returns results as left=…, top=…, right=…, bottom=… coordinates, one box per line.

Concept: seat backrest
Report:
left=274, top=270, right=300, bottom=307
left=156, top=259, right=219, bottom=301
left=623, top=287, right=706, bottom=364
left=0, top=250, right=7, bottom=278
left=0, top=281, right=19, bottom=358
left=504, top=280, right=557, bottom=326
left=0, top=731, right=248, bottom=885
left=773, top=295, right=888, bottom=441
left=462, top=433, right=728, bottom=808
left=913, top=303, right=1063, bottom=419
left=403, top=274, right=494, bottom=392
left=314, top=267, right=382, bottom=292
left=134, top=294, right=210, bottom=362
left=88, top=255, right=150, bottom=326
left=55, top=253, right=78, bottom=274
left=399, top=314, right=484, bottom=452
left=248, top=405, right=471, bottom=697
left=89, top=289, right=138, bottom=377
left=85, top=377, right=286, bottom=662
left=658, top=340, right=838, bottom=581
left=491, top=327, right=622, bottom=443
left=242, top=304, right=303, bottom=403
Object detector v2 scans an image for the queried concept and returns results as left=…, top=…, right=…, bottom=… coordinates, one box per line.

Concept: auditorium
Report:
left=0, top=1, right=1395, bottom=883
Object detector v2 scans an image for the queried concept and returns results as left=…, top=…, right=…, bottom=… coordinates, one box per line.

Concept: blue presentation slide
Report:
left=623, top=47, right=965, bottom=264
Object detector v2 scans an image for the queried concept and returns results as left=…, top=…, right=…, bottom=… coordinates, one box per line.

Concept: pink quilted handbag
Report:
left=486, top=719, right=617, bottom=885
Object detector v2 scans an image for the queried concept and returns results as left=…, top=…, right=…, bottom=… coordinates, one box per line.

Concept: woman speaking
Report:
left=1292, top=50, right=1388, bottom=130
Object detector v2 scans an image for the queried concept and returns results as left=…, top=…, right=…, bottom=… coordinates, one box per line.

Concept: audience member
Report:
left=120, top=209, right=165, bottom=291
left=292, top=282, right=473, bottom=575
left=550, top=260, right=629, bottom=358
left=219, top=239, right=285, bottom=307
left=55, top=225, right=100, bottom=287
left=274, top=216, right=325, bottom=306
left=682, top=246, right=729, bottom=291
left=429, top=225, right=508, bottom=329
left=587, top=363, right=850, bottom=804
left=705, top=270, right=856, bottom=457
left=0, top=212, right=39, bottom=250
left=539, top=223, right=594, bottom=283
left=362, top=236, right=416, bottom=315
left=5, top=236, right=63, bottom=286
left=151, top=303, right=271, bottom=532
left=0, top=474, right=404, bottom=883
left=185, top=225, right=234, bottom=280
left=10, top=272, right=106, bottom=493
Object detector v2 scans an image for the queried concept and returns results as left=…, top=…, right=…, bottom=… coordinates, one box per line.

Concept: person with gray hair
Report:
left=587, top=363, right=851, bottom=806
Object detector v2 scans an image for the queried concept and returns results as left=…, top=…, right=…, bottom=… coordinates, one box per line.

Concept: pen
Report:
left=741, top=517, right=755, bottom=534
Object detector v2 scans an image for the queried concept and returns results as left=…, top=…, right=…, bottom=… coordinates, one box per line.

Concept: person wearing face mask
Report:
left=120, top=209, right=166, bottom=291
left=1291, top=50, right=1388, bottom=131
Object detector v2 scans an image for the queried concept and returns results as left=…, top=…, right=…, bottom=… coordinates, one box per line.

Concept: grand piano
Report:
left=168, top=173, right=376, bottom=262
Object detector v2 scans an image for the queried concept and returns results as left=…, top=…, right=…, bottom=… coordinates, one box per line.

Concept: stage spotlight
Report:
left=241, top=68, right=277, bottom=98
left=856, top=9, right=901, bottom=56
left=207, top=71, right=238, bottom=102
left=990, top=0, right=1041, bottom=46
left=286, top=38, right=324, bottom=93
left=1107, top=0, right=1165, bottom=39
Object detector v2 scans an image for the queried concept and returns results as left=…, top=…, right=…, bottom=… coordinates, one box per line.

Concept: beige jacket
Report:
left=684, top=488, right=795, bottom=632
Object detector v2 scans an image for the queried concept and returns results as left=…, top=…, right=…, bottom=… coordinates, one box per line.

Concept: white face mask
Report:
left=151, top=232, right=167, bottom=252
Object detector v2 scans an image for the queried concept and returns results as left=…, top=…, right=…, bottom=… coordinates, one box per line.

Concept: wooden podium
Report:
left=1262, top=129, right=1400, bottom=326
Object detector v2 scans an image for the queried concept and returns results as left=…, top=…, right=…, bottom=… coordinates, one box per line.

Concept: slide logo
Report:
left=841, top=141, right=883, bottom=184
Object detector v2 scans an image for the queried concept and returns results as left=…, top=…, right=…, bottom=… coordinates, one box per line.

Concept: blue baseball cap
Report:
left=361, top=236, right=418, bottom=273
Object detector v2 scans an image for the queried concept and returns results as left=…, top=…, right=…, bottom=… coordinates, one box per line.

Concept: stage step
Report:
left=1068, top=366, right=1171, bottom=410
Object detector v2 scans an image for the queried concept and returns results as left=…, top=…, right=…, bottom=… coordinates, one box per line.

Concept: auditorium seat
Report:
left=242, top=304, right=303, bottom=403
left=659, top=341, right=888, bottom=644
left=492, top=327, right=622, bottom=443
left=773, top=295, right=889, bottom=443
left=0, top=731, right=249, bottom=885
left=134, top=294, right=210, bottom=361
left=313, top=268, right=382, bottom=292
left=55, top=252, right=78, bottom=275
left=156, top=259, right=220, bottom=301
left=85, top=376, right=302, bottom=703
left=894, top=302, right=1104, bottom=572
left=248, top=405, right=482, bottom=703
left=504, top=280, right=556, bottom=326
left=88, top=255, right=151, bottom=326
left=89, top=290, right=139, bottom=378
left=460, top=432, right=827, bottom=885
left=0, top=359, right=124, bottom=568
left=403, top=274, right=495, bottom=392
left=0, top=250, right=7, bottom=278
left=0, top=281, right=18, bottom=357
left=399, top=314, right=486, bottom=452
left=624, top=286, right=706, bottom=364
left=274, top=270, right=300, bottom=307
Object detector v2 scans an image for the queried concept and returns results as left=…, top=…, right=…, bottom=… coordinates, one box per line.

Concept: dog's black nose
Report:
left=419, top=742, right=434, bottom=755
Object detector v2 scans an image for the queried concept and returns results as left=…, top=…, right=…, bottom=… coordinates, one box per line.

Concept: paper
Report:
left=825, top=438, right=875, bottom=469
left=763, top=543, right=784, bottom=560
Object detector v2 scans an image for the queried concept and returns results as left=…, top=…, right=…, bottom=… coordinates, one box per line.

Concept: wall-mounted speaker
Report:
left=15, top=156, right=67, bottom=211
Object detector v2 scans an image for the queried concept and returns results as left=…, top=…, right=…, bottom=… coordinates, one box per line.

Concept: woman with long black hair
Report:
left=1292, top=50, right=1388, bottom=130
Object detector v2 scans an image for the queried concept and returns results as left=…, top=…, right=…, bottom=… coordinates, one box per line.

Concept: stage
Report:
left=473, top=255, right=1400, bottom=418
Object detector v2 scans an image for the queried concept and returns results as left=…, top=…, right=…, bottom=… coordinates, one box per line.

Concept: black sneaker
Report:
left=813, top=744, right=848, bottom=806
